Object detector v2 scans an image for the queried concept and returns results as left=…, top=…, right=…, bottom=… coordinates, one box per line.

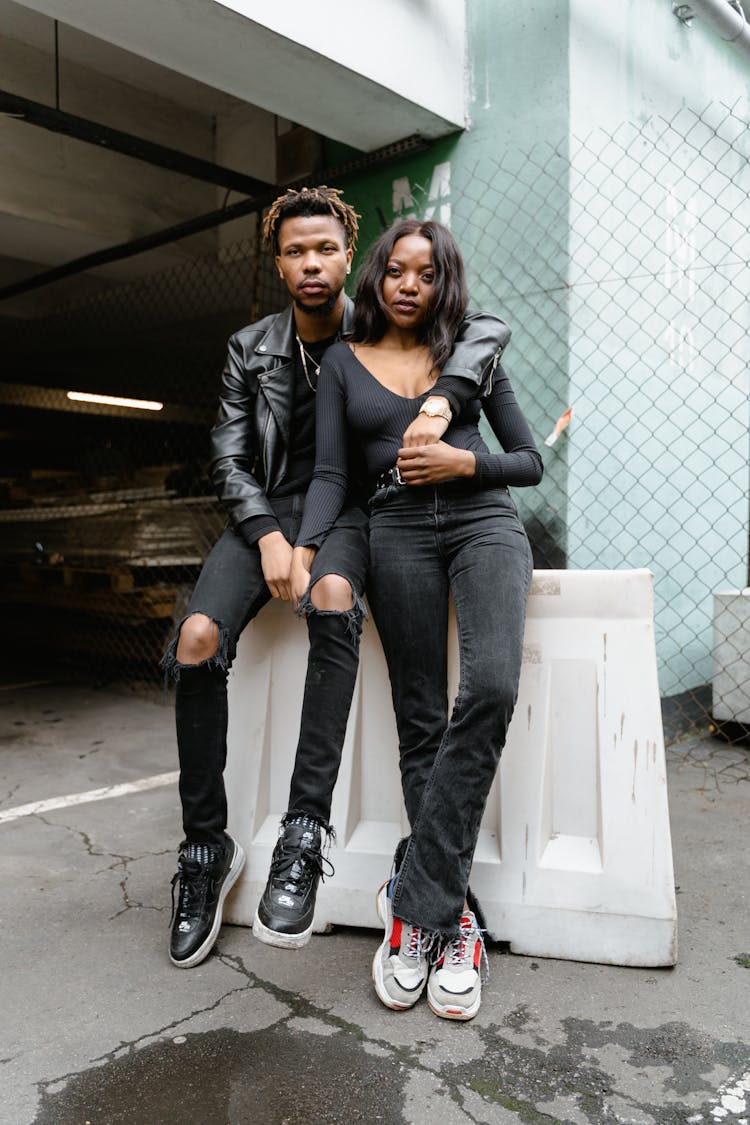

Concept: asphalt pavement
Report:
left=1, top=675, right=748, bottom=1125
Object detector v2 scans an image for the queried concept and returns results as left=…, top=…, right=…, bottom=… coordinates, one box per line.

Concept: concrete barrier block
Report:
left=224, top=569, right=677, bottom=966
left=713, top=588, right=750, bottom=723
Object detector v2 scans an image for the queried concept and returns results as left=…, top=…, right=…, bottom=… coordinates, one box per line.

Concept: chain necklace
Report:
left=295, top=334, right=321, bottom=393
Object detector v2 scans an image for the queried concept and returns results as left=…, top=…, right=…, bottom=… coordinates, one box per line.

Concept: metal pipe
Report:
left=674, top=0, right=750, bottom=58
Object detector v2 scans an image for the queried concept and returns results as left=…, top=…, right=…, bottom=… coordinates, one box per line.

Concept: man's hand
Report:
left=396, top=442, right=476, bottom=485
left=401, top=396, right=452, bottom=447
left=291, top=545, right=316, bottom=607
left=258, top=531, right=294, bottom=601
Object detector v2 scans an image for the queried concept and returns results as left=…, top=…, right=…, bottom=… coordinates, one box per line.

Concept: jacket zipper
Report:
left=261, top=402, right=271, bottom=480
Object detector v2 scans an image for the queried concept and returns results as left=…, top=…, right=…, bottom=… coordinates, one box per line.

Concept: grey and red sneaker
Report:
left=427, top=910, right=486, bottom=1021
left=372, top=877, right=433, bottom=1010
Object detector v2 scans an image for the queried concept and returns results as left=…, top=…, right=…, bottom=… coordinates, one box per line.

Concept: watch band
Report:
left=418, top=399, right=452, bottom=423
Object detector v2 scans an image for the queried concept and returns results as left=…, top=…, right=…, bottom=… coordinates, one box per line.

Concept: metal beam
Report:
left=0, top=90, right=273, bottom=196
left=0, top=134, right=429, bottom=302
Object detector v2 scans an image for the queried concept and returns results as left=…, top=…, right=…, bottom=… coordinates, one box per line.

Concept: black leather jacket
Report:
left=209, top=297, right=511, bottom=531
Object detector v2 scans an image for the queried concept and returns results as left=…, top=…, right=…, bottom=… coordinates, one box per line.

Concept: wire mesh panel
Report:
left=449, top=101, right=749, bottom=744
left=0, top=222, right=288, bottom=681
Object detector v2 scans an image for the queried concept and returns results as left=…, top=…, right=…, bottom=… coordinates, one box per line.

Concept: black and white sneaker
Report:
left=169, top=833, right=245, bottom=968
left=253, top=816, right=333, bottom=949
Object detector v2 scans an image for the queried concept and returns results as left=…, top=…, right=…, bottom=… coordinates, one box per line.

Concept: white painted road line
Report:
left=0, top=771, right=179, bottom=824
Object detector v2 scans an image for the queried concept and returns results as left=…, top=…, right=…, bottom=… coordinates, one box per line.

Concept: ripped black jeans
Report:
left=162, top=495, right=369, bottom=847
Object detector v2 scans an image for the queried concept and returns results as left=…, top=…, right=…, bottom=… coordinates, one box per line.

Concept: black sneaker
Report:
left=253, top=816, right=333, bottom=949
left=169, top=833, right=245, bottom=968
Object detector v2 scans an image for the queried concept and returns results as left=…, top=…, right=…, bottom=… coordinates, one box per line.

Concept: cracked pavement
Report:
left=1, top=678, right=749, bottom=1125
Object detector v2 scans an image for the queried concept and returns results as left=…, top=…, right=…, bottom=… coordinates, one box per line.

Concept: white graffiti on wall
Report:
left=664, top=187, right=698, bottom=372
left=392, top=161, right=452, bottom=226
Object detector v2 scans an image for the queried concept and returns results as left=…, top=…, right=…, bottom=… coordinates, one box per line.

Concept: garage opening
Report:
left=0, top=3, right=421, bottom=684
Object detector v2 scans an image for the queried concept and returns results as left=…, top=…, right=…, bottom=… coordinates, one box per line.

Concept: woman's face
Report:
left=381, top=234, right=435, bottom=329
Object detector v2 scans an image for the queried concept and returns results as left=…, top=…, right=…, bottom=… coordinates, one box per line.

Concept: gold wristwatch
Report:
left=418, top=398, right=452, bottom=423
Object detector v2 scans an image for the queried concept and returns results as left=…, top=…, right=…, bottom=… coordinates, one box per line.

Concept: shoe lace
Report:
left=448, top=915, right=473, bottom=965
left=269, top=831, right=335, bottom=893
left=402, top=924, right=436, bottom=963
left=443, top=915, right=490, bottom=981
left=169, top=856, right=209, bottom=926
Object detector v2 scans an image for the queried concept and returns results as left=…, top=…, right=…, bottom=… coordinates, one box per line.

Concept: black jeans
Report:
left=162, top=496, right=369, bottom=847
left=367, top=482, right=532, bottom=938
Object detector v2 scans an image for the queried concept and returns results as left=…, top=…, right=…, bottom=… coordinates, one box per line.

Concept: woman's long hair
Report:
left=350, top=220, right=468, bottom=371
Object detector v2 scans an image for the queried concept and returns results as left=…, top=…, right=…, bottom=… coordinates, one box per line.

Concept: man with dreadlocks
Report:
left=163, top=185, right=511, bottom=968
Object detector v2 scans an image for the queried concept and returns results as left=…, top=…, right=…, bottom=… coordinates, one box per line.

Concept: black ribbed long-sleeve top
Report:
left=297, top=341, right=543, bottom=548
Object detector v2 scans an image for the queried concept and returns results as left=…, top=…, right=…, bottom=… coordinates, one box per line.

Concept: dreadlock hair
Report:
left=350, top=219, right=468, bottom=372
left=262, top=185, right=360, bottom=254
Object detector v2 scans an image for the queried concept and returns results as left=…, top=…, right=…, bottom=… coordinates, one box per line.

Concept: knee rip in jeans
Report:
left=296, top=579, right=367, bottom=645
left=160, top=611, right=231, bottom=684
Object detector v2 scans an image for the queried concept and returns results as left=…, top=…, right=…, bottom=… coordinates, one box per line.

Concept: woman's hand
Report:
left=401, top=412, right=450, bottom=447
left=396, top=442, right=476, bottom=485
left=401, top=396, right=452, bottom=447
left=258, top=531, right=294, bottom=601
left=291, top=545, right=316, bottom=607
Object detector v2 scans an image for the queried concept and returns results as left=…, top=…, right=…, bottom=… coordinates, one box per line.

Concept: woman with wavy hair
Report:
left=291, top=219, right=542, bottom=1020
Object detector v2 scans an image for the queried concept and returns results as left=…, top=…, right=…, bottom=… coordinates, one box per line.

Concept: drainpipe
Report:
left=673, top=0, right=750, bottom=59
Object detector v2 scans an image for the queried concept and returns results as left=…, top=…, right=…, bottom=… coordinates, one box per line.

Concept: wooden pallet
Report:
left=0, top=495, right=225, bottom=564
left=0, top=464, right=183, bottom=509
left=2, top=578, right=179, bottom=619
left=4, top=561, right=138, bottom=592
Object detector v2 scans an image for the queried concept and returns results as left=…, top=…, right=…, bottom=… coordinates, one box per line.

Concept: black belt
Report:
left=375, top=466, right=406, bottom=489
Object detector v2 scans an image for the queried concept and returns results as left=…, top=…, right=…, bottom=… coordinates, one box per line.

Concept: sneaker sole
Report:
left=371, top=882, right=420, bottom=1011
left=252, top=911, right=314, bottom=950
left=169, top=838, right=246, bottom=969
left=427, top=982, right=481, bottom=1021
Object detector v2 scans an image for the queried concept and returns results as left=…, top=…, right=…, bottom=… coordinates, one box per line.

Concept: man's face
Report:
left=275, top=215, right=353, bottom=315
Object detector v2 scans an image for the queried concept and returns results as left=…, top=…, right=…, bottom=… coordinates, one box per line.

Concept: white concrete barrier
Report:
left=225, top=569, right=677, bottom=966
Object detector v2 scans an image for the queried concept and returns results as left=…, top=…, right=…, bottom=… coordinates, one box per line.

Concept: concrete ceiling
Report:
left=2, top=3, right=462, bottom=437
left=1, top=0, right=243, bottom=116
left=0, top=0, right=465, bottom=320
left=0, top=0, right=267, bottom=316
left=13, top=0, right=466, bottom=147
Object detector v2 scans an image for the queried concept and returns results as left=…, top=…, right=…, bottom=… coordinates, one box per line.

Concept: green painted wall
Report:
left=330, top=0, right=750, bottom=695
left=338, top=0, right=572, bottom=568
left=563, top=0, right=750, bottom=695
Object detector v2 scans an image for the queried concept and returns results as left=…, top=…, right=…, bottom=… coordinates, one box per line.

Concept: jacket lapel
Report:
left=257, top=305, right=295, bottom=358
left=255, top=296, right=354, bottom=474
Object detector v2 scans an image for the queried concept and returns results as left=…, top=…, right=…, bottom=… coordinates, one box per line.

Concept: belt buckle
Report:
left=392, top=466, right=403, bottom=486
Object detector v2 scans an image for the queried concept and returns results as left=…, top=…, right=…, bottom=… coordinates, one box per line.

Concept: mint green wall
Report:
left=340, top=0, right=572, bottom=568
left=564, top=0, right=750, bottom=694
left=335, top=0, right=749, bottom=695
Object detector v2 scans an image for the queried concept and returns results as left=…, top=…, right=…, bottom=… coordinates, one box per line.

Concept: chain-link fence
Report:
left=1, top=100, right=748, bottom=744
left=450, top=99, right=749, bottom=745
left=0, top=220, right=287, bottom=679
